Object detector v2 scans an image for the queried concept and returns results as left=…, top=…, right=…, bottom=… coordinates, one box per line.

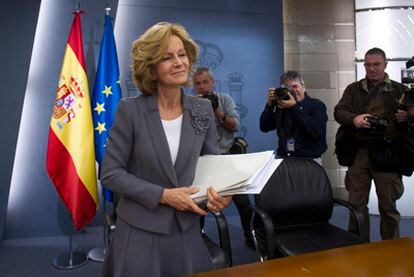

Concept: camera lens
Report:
left=365, top=116, right=388, bottom=131
left=275, top=87, right=290, bottom=100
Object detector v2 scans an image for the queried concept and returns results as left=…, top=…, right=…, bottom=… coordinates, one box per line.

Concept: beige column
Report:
left=283, top=0, right=356, bottom=199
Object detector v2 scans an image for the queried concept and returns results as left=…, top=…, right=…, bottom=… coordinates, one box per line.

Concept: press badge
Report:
left=287, top=138, right=295, bottom=152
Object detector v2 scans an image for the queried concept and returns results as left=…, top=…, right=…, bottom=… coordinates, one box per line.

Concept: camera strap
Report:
left=285, top=110, right=299, bottom=152
left=366, top=83, right=383, bottom=114
left=286, top=111, right=300, bottom=137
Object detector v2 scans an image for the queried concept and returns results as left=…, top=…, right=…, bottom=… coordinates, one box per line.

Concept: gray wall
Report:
left=0, top=1, right=41, bottom=243
left=2, top=0, right=283, bottom=240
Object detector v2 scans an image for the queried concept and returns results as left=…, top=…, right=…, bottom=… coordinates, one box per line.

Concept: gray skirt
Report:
left=102, top=216, right=213, bottom=277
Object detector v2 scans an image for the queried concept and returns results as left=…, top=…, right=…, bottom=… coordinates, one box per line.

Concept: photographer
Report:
left=260, top=70, right=328, bottom=161
left=193, top=67, right=240, bottom=152
left=407, top=96, right=414, bottom=138
left=401, top=77, right=414, bottom=139
left=193, top=67, right=240, bottom=153
left=193, top=67, right=254, bottom=249
left=334, top=47, right=408, bottom=241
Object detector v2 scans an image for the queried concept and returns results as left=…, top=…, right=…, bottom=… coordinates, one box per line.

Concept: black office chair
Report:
left=201, top=212, right=233, bottom=268
left=250, top=156, right=368, bottom=261
left=104, top=195, right=232, bottom=269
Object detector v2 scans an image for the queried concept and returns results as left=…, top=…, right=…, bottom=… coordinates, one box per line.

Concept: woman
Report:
left=101, top=22, right=232, bottom=276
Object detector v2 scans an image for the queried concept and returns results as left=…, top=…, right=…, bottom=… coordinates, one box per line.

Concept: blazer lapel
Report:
left=174, top=93, right=197, bottom=181
left=145, top=95, right=178, bottom=187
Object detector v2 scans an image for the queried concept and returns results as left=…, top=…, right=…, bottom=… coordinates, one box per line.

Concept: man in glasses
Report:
left=334, top=47, right=408, bottom=241
left=260, top=70, right=328, bottom=163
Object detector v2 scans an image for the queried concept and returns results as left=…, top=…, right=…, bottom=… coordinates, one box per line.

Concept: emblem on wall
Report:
left=196, top=40, right=248, bottom=137
left=227, top=71, right=248, bottom=137
left=195, top=40, right=224, bottom=71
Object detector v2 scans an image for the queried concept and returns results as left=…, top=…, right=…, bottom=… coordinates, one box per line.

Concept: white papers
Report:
left=190, top=151, right=282, bottom=202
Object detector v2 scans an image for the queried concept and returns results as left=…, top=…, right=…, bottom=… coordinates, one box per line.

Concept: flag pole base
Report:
left=88, top=246, right=106, bottom=262
left=52, top=251, right=88, bottom=270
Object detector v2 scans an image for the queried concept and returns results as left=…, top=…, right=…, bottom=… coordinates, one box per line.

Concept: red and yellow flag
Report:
left=46, top=11, right=98, bottom=230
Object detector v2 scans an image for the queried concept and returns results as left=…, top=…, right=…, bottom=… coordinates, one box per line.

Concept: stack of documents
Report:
left=191, top=151, right=283, bottom=203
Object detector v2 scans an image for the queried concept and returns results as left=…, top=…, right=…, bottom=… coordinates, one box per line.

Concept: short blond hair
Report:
left=131, top=22, right=199, bottom=95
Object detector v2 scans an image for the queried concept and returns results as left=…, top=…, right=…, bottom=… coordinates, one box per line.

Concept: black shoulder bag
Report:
left=228, top=137, right=248, bottom=154
left=335, top=125, right=358, bottom=166
left=369, top=136, right=414, bottom=176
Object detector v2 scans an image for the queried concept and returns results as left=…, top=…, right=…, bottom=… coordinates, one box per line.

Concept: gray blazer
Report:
left=101, top=92, right=220, bottom=235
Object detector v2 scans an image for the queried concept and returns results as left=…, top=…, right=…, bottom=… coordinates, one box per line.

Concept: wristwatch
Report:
left=219, top=115, right=226, bottom=124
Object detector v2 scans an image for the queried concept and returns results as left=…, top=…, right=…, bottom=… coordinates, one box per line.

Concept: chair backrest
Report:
left=256, top=156, right=333, bottom=228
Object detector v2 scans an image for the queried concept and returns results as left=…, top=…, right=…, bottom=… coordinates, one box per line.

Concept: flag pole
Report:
left=88, top=4, right=115, bottom=262
left=52, top=231, right=89, bottom=269
left=88, top=167, right=107, bottom=262
left=47, top=6, right=95, bottom=270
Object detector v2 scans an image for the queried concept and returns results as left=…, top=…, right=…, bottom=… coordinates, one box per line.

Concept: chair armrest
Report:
left=250, top=205, right=277, bottom=260
left=210, top=211, right=233, bottom=266
left=334, top=198, right=368, bottom=242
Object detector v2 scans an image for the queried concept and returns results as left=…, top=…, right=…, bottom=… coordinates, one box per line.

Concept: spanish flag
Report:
left=46, top=11, right=98, bottom=230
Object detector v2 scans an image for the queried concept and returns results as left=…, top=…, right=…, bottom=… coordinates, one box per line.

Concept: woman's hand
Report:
left=160, top=187, right=207, bottom=216
left=206, top=187, right=232, bottom=213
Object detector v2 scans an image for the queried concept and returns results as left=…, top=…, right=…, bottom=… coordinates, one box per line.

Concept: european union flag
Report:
left=92, top=15, right=122, bottom=202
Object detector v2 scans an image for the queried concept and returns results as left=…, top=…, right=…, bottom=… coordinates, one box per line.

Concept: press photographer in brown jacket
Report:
left=334, top=47, right=407, bottom=241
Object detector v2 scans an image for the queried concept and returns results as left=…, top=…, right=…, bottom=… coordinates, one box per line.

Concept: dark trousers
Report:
left=233, top=194, right=252, bottom=237
left=346, top=148, right=403, bottom=241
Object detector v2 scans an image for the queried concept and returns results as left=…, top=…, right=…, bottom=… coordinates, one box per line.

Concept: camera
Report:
left=402, top=57, right=414, bottom=108
left=365, top=115, right=389, bottom=131
left=403, top=58, right=414, bottom=139
left=273, top=86, right=290, bottom=101
left=201, top=92, right=219, bottom=110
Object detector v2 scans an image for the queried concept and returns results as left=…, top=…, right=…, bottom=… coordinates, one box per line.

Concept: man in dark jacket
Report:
left=260, top=70, right=328, bottom=162
left=334, top=47, right=407, bottom=241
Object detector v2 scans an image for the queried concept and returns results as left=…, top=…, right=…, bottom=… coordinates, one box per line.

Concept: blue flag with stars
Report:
left=92, top=15, right=122, bottom=201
